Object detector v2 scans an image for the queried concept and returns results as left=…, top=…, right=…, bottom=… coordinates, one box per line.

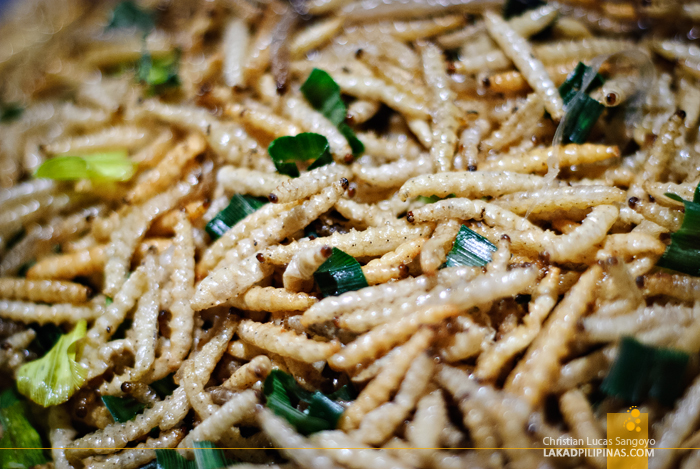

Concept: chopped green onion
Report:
left=107, top=1, right=155, bottom=32
left=267, top=132, right=334, bottom=178
left=137, top=51, right=180, bottom=96
left=601, top=336, right=689, bottom=407
left=503, top=0, right=546, bottom=19
left=102, top=395, right=146, bottom=423
left=29, top=323, right=62, bottom=357
left=444, top=225, right=497, bottom=268
left=417, top=194, right=456, bottom=204
left=300, top=69, right=364, bottom=156
left=155, top=448, right=195, bottom=469
left=313, top=248, right=368, bottom=298
left=0, top=389, right=47, bottom=469
left=150, top=373, right=177, bottom=398
left=17, top=320, right=88, bottom=407
left=193, top=441, right=234, bottom=469
left=0, top=103, right=24, bottom=123
left=34, top=151, right=136, bottom=181
left=205, top=194, right=268, bottom=240
left=656, top=186, right=700, bottom=276
left=263, top=370, right=349, bottom=435
left=154, top=441, right=231, bottom=469
left=106, top=297, right=113, bottom=306
left=557, top=62, right=605, bottom=144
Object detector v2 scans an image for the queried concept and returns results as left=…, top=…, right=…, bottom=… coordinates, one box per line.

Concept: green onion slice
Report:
left=557, top=62, right=605, bottom=144
left=444, top=225, right=497, bottom=268
left=601, top=336, right=689, bottom=407
left=0, top=389, right=47, bottom=469
left=300, top=69, right=364, bottom=156
left=102, top=395, right=146, bottom=423
left=268, top=132, right=334, bottom=178
left=656, top=187, right=700, bottom=276
left=313, top=248, right=368, bottom=298
left=107, top=1, right=155, bottom=32
left=205, top=194, right=268, bottom=240
left=155, top=441, right=232, bottom=469
left=137, top=51, right=181, bottom=96
left=263, top=370, right=351, bottom=435
left=34, top=151, right=136, bottom=182
left=17, top=320, right=88, bottom=407
left=150, top=373, right=177, bottom=398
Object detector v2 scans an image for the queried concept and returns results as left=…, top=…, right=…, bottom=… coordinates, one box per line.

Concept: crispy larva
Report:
left=419, top=41, right=460, bottom=172
left=340, top=328, right=434, bottom=431
left=44, top=126, right=149, bottom=155
left=290, top=16, right=345, bottom=59
left=362, top=237, right=426, bottom=285
left=0, top=329, right=36, bottom=373
left=506, top=265, right=602, bottom=406
left=180, top=389, right=257, bottom=449
left=0, top=300, right=98, bottom=325
left=399, top=171, right=548, bottom=201
left=533, top=37, right=636, bottom=65
left=197, top=202, right=293, bottom=278
left=228, top=287, right=318, bottom=312
left=357, top=50, right=429, bottom=104
left=354, top=153, right=433, bottom=188
left=238, top=319, right=340, bottom=363
left=330, top=268, right=537, bottom=370
left=0, top=278, right=90, bottom=304
left=283, top=245, right=332, bottom=292
left=346, top=100, right=381, bottom=125
left=270, top=164, right=352, bottom=204
left=331, top=74, right=430, bottom=121
left=484, top=12, right=563, bottom=119
left=334, top=198, right=399, bottom=228
left=560, top=389, right=606, bottom=469
left=227, top=100, right=301, bottom=139
left=127, top=255, right=160, bottom=382
left=420, top=219, right=461, bottom=275
left=480, top=93, right=545, bottom=152
left=223, top=355, right=272, bottom=390
left=259, top=409, right=344, bottom=469
left=475, top=268, right=560, bottom=381
left=357, top=132, right=422, bottom=163
left=49, top=406, right=78, bottom=469
left=104, top=174, right=198, bottom=297
left=480, top=144, right=620, bottom=173
left=262, top=222, right=432, bottom=266
left=193, top=181, right=345, bottom=309
left=222, top=17, right=249, bottom=89
left=66, top=387, right=190, bottom=459
left=301, top=274, right=435, bottom=329
left=494, top=185, right=626, bottom=215
left=355, top=353, right=434, bottom=445
left=283, top=95, right=352, bottom=160
left=311, top=430, right=411, bottom=469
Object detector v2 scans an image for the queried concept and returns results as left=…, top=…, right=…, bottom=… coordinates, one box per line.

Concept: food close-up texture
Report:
left=3, top=0, right=700, bottom=468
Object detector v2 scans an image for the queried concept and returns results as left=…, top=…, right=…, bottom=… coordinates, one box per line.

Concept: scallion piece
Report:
left=0, top=389, right=47, bottom=469
left=137, top=51, right=180, bottom=96
left=444, top=225, right=497, bottom=268
left=102, top=395, right=146, bottom=423
left=300, top=69, right=364, bottom=156
left=313, top=248, right=368, bottom=298
left=107, top=1, right=155, bottom=32
left=17, top=320, right=88, bottom=407
left=557, top=62, right=605, bottom=144
left=267, top=132, right=334, bottom=178
left=155, top=448, right=196, bottom=469
left=205, top=194, right=268, bottom=240
left=34, top=151, right=136, bottom=182
left=656, top=186, right=700, bottom=276
left=601, top=336, right=689, bottom=407
left=193, top=441, right=234, bottom=469
left=263, top=370, right=350, bottom=435
left=150, top=373, right=177, bottom=398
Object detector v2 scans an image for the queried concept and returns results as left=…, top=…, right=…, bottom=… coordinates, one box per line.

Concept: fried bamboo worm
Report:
left=283, top=245, right=332, bottom=292
left=419, top=41, right=460, bottom=172
left=484, top=11, right=563, bottom=119
left=505, top=265, right=602, bottom=406
left=193, top=180, right=346, bottom=309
